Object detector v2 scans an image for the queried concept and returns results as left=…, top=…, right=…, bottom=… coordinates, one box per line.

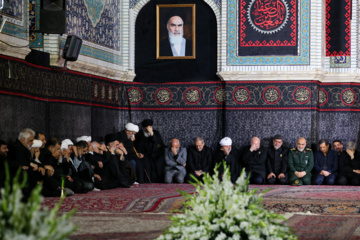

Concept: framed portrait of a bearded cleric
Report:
left=156, top=4, right=196, bottom=59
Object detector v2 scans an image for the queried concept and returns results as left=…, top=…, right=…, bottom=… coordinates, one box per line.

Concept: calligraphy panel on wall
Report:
left=238, top=0, right=298, bottom=56
left=325, top=0, right=351, bottom=56
left=2, top=56, right=360, bottom=112
left=227, top=0, right=309, bottom=65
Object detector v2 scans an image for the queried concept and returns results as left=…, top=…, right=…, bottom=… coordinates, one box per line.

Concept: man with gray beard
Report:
left=160, top=15, right=192, bottom=56
left=8, top=128, right=40, bottom=199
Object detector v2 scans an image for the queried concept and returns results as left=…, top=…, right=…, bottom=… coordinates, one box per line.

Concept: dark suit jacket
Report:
left=339, top=150, right=360, bottom=178
left=8, top=140, right=33, bottom=169
left=266, top=145, right=288, bottom=175
left=242, top=145, right=267, bottom=180
left=314, top=149, right=338, bottom=174
left=187, top=145, right=212, bottom=175
left=159, top=38, right=193, bottom=56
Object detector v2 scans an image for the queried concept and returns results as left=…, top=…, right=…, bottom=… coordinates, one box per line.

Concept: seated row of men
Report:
left=0, top=119, right=359, bottom=199
left=213, top=136, right=355, bottom=186
left=149, top=131, right=357, bottom=187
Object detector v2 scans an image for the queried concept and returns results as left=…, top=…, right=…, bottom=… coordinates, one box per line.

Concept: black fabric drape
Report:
left=325, top=0, right=351, bottom=56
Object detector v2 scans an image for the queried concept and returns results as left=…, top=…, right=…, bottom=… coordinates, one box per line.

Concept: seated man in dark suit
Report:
left=8, top=128, right=41, bottom=199
left=186, top=137, right=212, bottom=182
left=313, top=139, right=338, bottom=185
left=337, top=141, right=360, bottom=185
left=160, top=15, right=192, bottom=57
left=243, top=137, right=267, bottom=184
left=266, top=135, right=289, bottom=185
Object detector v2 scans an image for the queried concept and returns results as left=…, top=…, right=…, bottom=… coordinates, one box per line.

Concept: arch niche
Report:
left=133, top=0, right=220, bottom=83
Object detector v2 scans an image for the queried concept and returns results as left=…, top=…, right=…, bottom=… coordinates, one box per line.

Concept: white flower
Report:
left=215, top=232, right=227, bottom=240
left=157, top=165, right=297, bottom=240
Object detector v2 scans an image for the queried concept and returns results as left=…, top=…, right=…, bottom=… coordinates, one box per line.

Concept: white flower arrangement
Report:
left=158, top=163, right=297, bottom=240
left=0, top=165, right=77, bottom=240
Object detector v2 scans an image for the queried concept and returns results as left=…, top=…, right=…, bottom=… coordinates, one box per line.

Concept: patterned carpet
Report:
left=40, top=184, right=360, bottom=239
left=287, top=214, right=360, bottom=240
left=257, top=185, right=360, bottom=214
left=68, top=213, right=360, bottom=240
left=42, top=184, right=360, bottom=214
left=42, top=184, right=196, bottom=213
left=68, top=213, right=171, bottom=240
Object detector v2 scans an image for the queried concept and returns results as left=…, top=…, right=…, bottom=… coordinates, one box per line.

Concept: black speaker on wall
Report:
left=40, top=0, right=66, bottom=34
left=62, top=35, right=82, bottom=61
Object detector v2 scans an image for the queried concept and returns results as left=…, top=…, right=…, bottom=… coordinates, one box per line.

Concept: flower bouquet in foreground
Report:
left=158, top=163, right=297, bottom=240
left=0, top=164, right=77, bottom=240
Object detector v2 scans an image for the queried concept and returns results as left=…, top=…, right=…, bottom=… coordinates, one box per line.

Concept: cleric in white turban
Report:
left=213, top=136, right=242, bottom=184
left=125, top=123, right=139, bottom=133
left=219, top=137, right=232, bottom=147
left=76, top=136, right=92, bottom=143
left=116, top=122, right=146, bottom=183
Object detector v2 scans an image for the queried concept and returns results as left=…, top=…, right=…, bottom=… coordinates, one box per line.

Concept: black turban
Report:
left=142, top=119, right=153, bottom=128
left=105, top=134, right=118, bottom=145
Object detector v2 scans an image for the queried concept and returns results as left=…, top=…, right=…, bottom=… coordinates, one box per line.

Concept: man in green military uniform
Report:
left=288, top=137, right=314, bottom=185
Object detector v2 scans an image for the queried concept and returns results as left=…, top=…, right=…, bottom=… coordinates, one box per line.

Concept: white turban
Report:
left=219, top=137, right=232, bottom=146
left=62, top=139, right=74, bottom=146
left=125, top=123, right=139, bottom=133
left=76, top=136, right=91, bottom=142
left=60, top=142, right=69, bottom=150
left=31, top=139, right=42, bottom=148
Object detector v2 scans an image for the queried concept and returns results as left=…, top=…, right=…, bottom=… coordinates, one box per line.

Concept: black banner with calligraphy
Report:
left=325, top=0, right=351, bottom=56
left=2, top=55, right=360, bottom=149
left=238, top=0, right=298, bottom=56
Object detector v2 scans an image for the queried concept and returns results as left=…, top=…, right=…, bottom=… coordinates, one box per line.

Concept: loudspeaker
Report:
left=25, top=49, right=50, bottom=67
left=62, top=35, right=82, bottom=61
left=40, top=0, right=66, bottom=34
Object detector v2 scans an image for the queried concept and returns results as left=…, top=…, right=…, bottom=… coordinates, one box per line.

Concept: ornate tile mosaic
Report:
left=330, top=56, right=351, bottom=68
left=0, top=0, right=27, bottom=39
left=60, top=39, right=122, bottom=65
left=227, top=0, right=310, bottom=65
left=1, top=0, right=23, bottom=20
left=29, top=0, right=43, bottom=48
left=2, top=23, right=27, bottom=39
left=66, top=0, right=121, bottom=51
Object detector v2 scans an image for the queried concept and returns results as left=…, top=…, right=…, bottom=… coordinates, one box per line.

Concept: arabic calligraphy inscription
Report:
left=248, top=0, right=289, bottom=34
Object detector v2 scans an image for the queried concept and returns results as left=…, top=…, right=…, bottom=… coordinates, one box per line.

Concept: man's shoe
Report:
left=64, top=188, right=75, bottom=196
